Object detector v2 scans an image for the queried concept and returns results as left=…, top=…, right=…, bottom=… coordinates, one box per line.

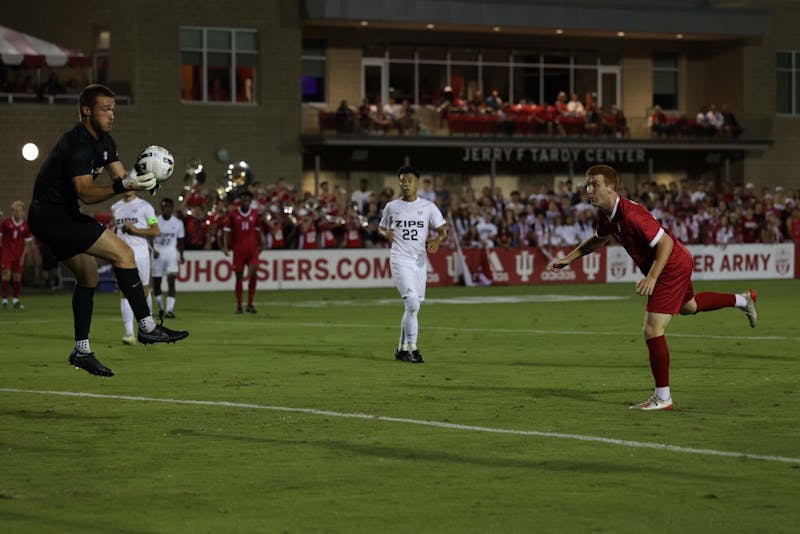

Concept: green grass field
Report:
left=1, top=280, right=798, bottom=533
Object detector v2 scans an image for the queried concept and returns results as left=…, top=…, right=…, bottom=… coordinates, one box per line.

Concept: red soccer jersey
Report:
left=596, top=196, right=689, bottom=276
left=1, top=218, right=31, bottom=259
left=225, top=207, right=262, bottom=250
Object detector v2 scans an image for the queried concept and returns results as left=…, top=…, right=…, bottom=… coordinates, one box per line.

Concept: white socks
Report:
left=734, top=294, right=747, bottom=309
left=121, top=298, right=135, bottom=337
left=167, top=296, right=175, bottom=313
left=75, top=339, right=91, bottom=353
left=655, top=386, right=671, bottom=401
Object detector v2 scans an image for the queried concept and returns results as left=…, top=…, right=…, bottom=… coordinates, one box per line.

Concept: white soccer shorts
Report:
left=151, top=248, right=179, bottom=278
left=391, top=260, right=427, bottom=301
left=134, top=251, right=151, bottom=287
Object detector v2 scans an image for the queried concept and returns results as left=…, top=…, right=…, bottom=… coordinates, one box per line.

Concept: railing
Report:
left=0, top=92, right=132, bottom=105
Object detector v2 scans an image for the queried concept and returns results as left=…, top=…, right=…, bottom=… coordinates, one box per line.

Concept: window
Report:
left=302, top=39, right=326, bottom=103
left=93, top=30, right=110, bottom=86
left=652, top=53, right=679, bottom=110
left=180, top=27, right=257, bottom=104
left=777, top=51, right=798, bottom=115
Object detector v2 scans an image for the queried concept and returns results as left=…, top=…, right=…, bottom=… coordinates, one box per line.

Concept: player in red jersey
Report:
left=549, top=165, right=758, bottom=411
left=1, top=200, right=33, bottom=309
left=222, top=190, right=263, bottom=313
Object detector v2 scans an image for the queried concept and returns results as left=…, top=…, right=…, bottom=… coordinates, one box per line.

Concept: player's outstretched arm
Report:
left=548, top=234, right=609, bottom=271
left=427, top=224, right=447, bottom=253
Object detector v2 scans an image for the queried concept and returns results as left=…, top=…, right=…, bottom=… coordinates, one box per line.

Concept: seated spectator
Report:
left=566, top=93, right=585, bottom=117
left=706, top=104, right=725, bottom=134
left=485, top=89, right=503, bottom=111
left=370, top=98, right=393, bottom=133
left=397, top=99, right=421, bottom=135
left=696, top=105, right=716, bottom=136
left=721, top=104, right=743, bottom=138
left=649, top=105, right=670, bottom=137
left=357, top=97, right=373, bottom=132
left=335, top=99, right=355, bottom=133
left=42, top=72, right=64, bottom=95
left=584, top=102, right=602, bottom=135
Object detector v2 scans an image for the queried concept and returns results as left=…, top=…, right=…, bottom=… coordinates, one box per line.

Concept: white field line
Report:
left=0, top=317, right=794, bottom=342
left=1, top=387, right=798, bottom=465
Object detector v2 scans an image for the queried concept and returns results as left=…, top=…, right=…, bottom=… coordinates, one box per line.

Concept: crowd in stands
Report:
left=649, top=103, right=743, bottom=138
left=1, top=70, right=83, bottom=100
left=163, top=172, right=800, bottom=252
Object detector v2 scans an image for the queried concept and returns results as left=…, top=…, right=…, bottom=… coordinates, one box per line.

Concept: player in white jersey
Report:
left=151, top=198, right=185, bottom=319
left=379, top=166, right=447, bottom=363
left=111, top=191, right=159, bottom=344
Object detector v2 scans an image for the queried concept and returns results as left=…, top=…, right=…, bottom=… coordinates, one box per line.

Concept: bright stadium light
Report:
left=22, top=143, right=39, bottom=161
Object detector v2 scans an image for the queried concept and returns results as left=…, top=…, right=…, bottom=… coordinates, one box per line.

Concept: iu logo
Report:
left=446, top=253, right=461, bottom=283
left=611, top=260, right=628, bottom=279
left=775, top=247, right=791, bottom=275
left=582, top=253, right=600, bottom=281
left=486, top=250, right=509, bottom=282
left=515, top=250, right=535, bottom=282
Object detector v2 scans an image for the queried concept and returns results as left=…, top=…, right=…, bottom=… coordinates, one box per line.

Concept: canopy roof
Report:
left=0, top=25, right=90, bottom=68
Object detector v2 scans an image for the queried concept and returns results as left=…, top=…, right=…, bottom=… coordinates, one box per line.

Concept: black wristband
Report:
left=112, top=178, right=127, bottom=194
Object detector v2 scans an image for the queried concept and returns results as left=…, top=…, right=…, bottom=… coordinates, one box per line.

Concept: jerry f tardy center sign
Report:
left=462, top=146, right=646, bottom=164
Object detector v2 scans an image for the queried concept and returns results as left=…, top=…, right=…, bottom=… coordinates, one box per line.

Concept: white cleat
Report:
left=630, top=394, right=674, bottom=411
left=121, top=335, right=137, bottom=345
left=742, top=288, right=758, bottom=328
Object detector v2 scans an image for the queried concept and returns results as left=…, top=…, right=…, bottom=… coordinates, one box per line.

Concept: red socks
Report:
left=1, top=279, right=8, bottom=298
left=694, top=292, right=735, bottom=312
left=646, top=335, right=670, bottom=387
left=235, top=279, right=243, bottom=308
left=12, top=281, right=21, bottom=298
left=248, top=276, right=257, bottom=306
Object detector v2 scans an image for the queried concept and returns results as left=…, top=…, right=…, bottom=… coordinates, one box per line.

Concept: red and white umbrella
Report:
left=0, top=25, right=91, bottom=67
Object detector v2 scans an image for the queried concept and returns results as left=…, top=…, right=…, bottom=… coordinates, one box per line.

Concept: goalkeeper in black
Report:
left=28, top=84, right=189, bottom=377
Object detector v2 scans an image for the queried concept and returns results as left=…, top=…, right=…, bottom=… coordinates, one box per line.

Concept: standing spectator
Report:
left=350, top=178, right=374, bottom=215
left=786, top=208, right=800, bottom=242
left=418, top=177, right=437, bottom=202
left=335, top=99, right=355, bottom=133
left=475, top=210, right=498, bottom=247
left=343, top=205, right=365, bottom=248
left=1, top=200, right=33, bottom=309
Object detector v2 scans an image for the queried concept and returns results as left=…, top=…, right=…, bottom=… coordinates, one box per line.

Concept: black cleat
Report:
left=246, top=304, right=257, bottom=314
left=69, top=349, right=114, bottom=377
left=165, top=311, right=176, bottom=319
left=157, top=308, right=165, bottom=322
left=395, top=350, right=418, bottom=363
left=235, top=308, right=243, bottom=315
left=411, top=349, right=425, bottom=363
left=138, top=324, right=190, bottom=345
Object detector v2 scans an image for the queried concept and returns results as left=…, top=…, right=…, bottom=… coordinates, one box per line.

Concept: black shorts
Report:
left=28, top=204, right=106, bottom=261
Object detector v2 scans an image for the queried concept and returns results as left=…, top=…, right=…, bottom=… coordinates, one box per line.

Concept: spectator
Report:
left=335, top=99, right=355, bottom=133
left=566, top=93, right=585, bottom=117
left=485, top=89, right=503, bottom=111
left=418, top=177, right=436, bottom=202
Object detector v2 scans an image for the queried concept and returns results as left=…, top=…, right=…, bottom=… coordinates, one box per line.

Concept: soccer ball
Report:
left=135, top=145, right=175, bottom=183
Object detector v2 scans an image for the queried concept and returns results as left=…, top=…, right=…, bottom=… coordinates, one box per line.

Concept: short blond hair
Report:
left=585, top=165, right=619, bottom=190
left=11, top=200, right=24, bottom=211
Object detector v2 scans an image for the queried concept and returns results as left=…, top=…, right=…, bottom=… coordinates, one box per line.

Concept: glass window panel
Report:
left=181, top=28, right=202, bottom=49
left=450, top=64, right=479, bottom=101
left=573, top=50, right=598, bottom=65
left=776, top=52, right=792, bottom=69
left=653, top=92, right=677, bottom=110
left=653, top=70, right=677, bottom=95
left=542, top=67, right=569, bottom=105
left=418, top=63, right=447, bottom=105
left=482, top=65, right=510, bottom=103
left=599, top=50, right=621, bottom=65
left=512, top=66, right=540, bottom=104
left=362, top=43, right=385, bottom=58
left=653, top=53, right=678, bottom=69
left=573, top=68, right=598, bottom=102
left=302, top=59, right=325, bottom=102
left=481, top=49, right=510, bottom=63
left=302, top=39, right=326, bottom=57
left=208, top=30, right=231, bottom=50
left=389, top=62, right=415, bottom=103
left=418, top=46, right=447, bottom=61
left=208, top=52, right=231, bottom=68
left=235, top=58, right=256, bottom=103
left=208, top=71, right=231, bottom=102
left=450, top=47, right=479, bottom=61
left=512, top=52, right=540, bottom=64
left=388, top=45, right=414, bottom=59
left=235, top=31, right=257, bottom=52
left=795, top=71, right=800, bottom=115
left=543, top=50, right=570, bottom=65
left=778, top=71, right=794, bottom=113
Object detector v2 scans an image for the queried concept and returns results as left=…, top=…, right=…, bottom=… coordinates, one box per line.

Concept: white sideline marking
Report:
left=2, top=387, right=798, bottom=465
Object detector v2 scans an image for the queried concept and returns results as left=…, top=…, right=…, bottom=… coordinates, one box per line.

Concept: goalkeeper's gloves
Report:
left=113, top=172, right=157, bottom=194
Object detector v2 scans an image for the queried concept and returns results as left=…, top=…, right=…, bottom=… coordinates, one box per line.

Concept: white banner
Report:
left=605, top=243, right=796, bottom=283
left=176, top=249, right=394, bottom=291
